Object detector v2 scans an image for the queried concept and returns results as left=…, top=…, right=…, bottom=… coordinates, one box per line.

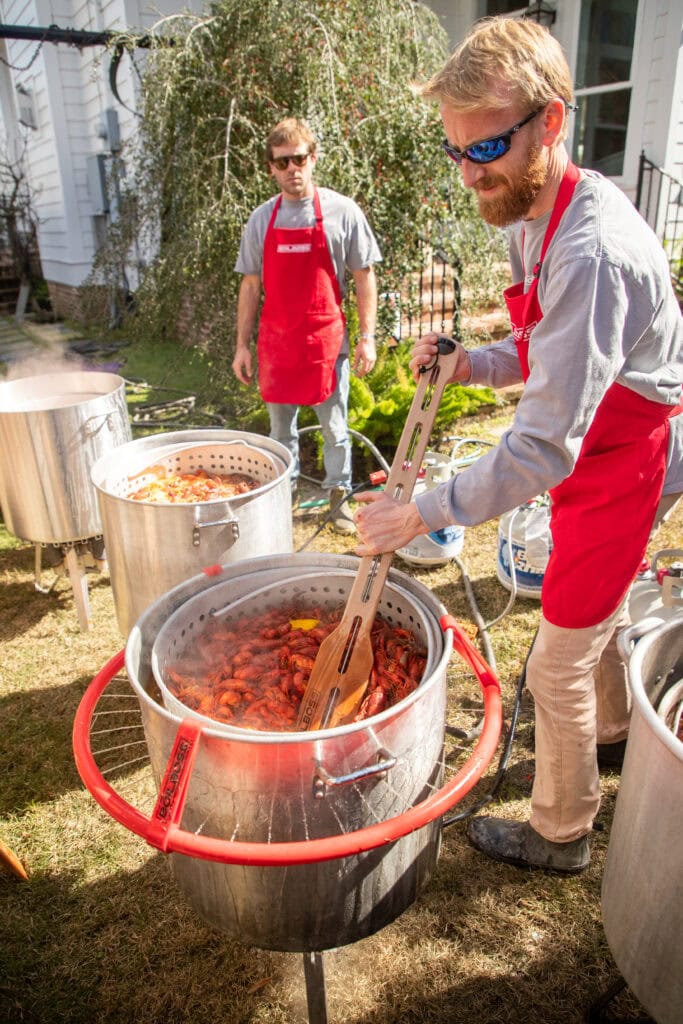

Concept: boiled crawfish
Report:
left=164, top=604, right=427, bottom=732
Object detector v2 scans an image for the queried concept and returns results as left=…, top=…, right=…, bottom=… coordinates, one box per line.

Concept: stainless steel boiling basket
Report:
left=91, top=430, right=294, bottom=637
left=100, top=438, right=280, bottom=498
left=150, top=569, right=438, bottom=733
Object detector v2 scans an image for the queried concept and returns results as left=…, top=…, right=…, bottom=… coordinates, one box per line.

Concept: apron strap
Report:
left=532, top=161, right=581, bottom=280
left=266, top=194, right=283, bottom=235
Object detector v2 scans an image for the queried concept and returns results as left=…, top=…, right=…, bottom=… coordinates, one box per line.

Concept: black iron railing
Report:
left=383, top=246, right=462, bottom=344
left=635, top=151, right=683, bottom=300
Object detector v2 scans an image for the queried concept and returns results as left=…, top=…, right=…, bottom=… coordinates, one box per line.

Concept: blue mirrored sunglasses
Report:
left=442, top=107, right=545, bottom=166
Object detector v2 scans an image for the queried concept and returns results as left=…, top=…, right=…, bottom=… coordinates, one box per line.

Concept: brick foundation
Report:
left=46, top=281, right=112, bottom=324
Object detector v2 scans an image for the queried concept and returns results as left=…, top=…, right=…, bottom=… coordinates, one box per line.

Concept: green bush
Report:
left=348, top=342, right=495, bottom=448
left=89, top=0, right=508, bottom=427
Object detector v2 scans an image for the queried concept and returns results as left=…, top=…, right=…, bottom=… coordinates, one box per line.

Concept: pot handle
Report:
left=83, top=412, right=119, bottom=437
left=192, top=515, right=239, bottom=547
left=312, top=752, right=397, bottom=799
left=617, top=619, right=665, bottom=663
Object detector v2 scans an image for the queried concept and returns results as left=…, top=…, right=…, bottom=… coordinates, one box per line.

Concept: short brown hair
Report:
left=421, top=16, right=574, bottom=136
left=265, top=118, right=317, bottom=162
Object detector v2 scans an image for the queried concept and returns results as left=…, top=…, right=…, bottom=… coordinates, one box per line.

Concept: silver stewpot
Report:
left=90, top=429, right=294, bottom=636
left=124, top=553, right=451, bottom=953
left=601, top=613, right=683, bottom=1024
left=0, top=370, right=131, bottom=544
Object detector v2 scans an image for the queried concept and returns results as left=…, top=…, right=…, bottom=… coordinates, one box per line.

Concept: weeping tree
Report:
left=92, top=0, right=507, bottom=419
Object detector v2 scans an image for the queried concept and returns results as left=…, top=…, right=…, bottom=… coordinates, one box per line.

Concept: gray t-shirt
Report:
left=235, top=186, right=382, bottom=292
left=418, top=169, right=683, bottom=530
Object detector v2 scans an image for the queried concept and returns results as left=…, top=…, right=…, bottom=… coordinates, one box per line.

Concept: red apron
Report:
left=504, top=162, right=672, bottom=628
left=257, top=188, right=345, bottom=406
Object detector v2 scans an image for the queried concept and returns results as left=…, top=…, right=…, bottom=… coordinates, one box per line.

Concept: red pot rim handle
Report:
left=72, top=633, right=502, bottom=867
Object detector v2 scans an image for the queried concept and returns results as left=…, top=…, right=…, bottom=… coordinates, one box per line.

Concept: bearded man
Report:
left=353, top=16, right=683, bottom=873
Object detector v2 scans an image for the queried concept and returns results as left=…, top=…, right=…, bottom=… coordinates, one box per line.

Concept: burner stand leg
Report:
left=64, top=547, right=92, bottom=632
left=302, top=951, right=328, bottom=1024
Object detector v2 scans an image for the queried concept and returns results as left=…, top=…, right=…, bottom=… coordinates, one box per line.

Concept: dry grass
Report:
left=2, top=406, right=679, bottom=1024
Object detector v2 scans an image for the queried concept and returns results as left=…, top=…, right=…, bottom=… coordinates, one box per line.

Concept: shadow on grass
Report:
left=0, top=852, right=297, bottom=1024
left=1, top=671, right=134, bottom=817
left=0, top=814, right=650, bottom=1024
left=0, top=543, right=112, bottom=642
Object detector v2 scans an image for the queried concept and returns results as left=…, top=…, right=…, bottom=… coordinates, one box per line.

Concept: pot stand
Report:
left=33, top=538, right=107, bottom=633
left=73, top=621, right=501, bottom=1024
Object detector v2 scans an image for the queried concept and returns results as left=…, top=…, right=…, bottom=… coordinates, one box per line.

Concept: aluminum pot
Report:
left=125, top=553, right=451, bottom=953
left=91, top=429, right=294, bottom=637
left=601, top=613, right=683, bottom=1024
left=0, top=370, right=131, bottom=543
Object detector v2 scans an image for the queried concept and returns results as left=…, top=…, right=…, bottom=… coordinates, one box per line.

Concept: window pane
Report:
left=572, top=89, right=631, bottom=175
left=575, top=0, right=637, bottom=89
left=485, top=1, right=526, bottom=14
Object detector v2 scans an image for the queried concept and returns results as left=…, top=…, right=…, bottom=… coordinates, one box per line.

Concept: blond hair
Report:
left=265, top=118, right=317, bottom=162
left=421, top=17, right=574, bottom=138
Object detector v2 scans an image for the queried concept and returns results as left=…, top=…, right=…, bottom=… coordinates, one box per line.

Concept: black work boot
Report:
left=329, top=486, right=356, bottom=534
left=596, top=739, right=627, bottom=772
left=466, top=817, right=590, bottom=874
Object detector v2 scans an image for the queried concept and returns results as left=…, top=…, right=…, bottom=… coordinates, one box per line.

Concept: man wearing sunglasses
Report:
left=233, top=117, right=381, bottom=532
left=354, top=17, right=683, bottom=873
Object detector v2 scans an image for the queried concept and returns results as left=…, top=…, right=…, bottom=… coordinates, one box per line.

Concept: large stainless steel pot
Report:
left=601, top=613, right=683, bottom=1024
left=125, top=553, right=451, bottom=953
left=0, top=370, right=131, bottom=543
left=91, top=429, right=294, bottom=637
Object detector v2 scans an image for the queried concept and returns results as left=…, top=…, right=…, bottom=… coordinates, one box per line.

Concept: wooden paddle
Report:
left=296, top=337, right=462, bottom=731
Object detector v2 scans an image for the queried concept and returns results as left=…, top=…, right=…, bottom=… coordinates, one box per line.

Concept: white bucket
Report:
left=496, top=499, right=552, bottom=600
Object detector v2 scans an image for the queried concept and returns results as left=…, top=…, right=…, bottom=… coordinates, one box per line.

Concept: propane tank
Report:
left=496, top=496, right=552, bottom=600
left=396, top=451, right=465, bottom=568
left=628, top=549, right=683, bottom=628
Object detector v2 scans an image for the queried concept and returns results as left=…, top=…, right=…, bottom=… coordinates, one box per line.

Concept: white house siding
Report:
left=625, top=0, right=683, bottom=199
left=0, top=0, right=205, bottom=309
left=661, top=0, right=683, bottom=181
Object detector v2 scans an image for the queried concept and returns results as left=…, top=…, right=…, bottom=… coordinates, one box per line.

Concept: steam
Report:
left=2, top=344, right=87, bottom=383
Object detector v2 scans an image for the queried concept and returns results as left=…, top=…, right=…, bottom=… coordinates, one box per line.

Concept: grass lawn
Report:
left=0, top=323, right=679, bottom=1022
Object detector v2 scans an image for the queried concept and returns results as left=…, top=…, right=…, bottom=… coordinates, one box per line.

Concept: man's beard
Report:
left=475, top=143, right=547, bottom=227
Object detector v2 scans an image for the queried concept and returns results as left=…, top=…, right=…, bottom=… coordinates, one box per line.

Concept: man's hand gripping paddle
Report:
left=296, top=337, right=461, bottom=731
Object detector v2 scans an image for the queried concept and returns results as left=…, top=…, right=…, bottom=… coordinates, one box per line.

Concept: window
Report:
left=485, top=1, right=528, bottom=12
left=572, top=0, right=638, bottom=176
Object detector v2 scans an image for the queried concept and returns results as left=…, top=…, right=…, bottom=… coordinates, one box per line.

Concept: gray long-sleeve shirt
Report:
left=417, top=170, right=683, bottom=532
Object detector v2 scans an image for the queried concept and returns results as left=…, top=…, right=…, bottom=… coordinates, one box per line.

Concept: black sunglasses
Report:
left=270, top=153, right=310, bottom=171
left=442, top=107, right=544, bottom=166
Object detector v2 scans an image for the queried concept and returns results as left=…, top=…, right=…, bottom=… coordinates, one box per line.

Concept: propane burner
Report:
left=34, top=536, right=108, bottom=630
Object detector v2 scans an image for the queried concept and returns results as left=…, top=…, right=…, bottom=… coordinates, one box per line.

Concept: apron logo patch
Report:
left=277, top=243, right=312, bottom=253
left=512, top=321, right=538, bottom=343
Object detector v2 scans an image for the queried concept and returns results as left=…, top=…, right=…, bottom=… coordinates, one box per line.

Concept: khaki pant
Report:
left=527, top=492, right=681, bottom=843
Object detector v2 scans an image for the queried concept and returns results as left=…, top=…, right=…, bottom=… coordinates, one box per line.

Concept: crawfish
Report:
left=233, top=665, right=269, bottom=681
left=354, top=688, right=387, bottom=721
left=290, top=653, right=316, bottom=673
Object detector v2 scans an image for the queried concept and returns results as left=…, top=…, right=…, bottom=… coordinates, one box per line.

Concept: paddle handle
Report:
left=331, top=334, right=463, bottom=632
left=297, top=337, right=462, bottom=730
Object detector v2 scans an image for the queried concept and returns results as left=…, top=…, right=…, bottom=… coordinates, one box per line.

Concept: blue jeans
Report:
left=266, top=354, right=352, bottom=491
